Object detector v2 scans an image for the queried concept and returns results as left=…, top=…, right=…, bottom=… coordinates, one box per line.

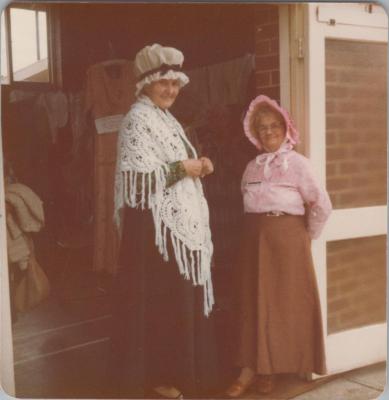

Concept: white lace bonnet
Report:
left=134, top=43, right=190, bottom=96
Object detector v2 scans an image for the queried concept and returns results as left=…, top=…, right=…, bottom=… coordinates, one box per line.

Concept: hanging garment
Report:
left=4, top=95, right=51, bottom=203
left=36, top=91, right=69, bottom=144
left=9, top=89, right=36, bottom=103
left=208, top=54, right=255, bottom=107
left=6, top=217, right=30, bottom=271
left=171, top=67, right=210, bottom=127
left=5, top=183, right=45, bottom=271
left=68, top=91, right=88, bottom=157
left=172, top=55, right=254, bottom=128
left=14, top=236, right=50, bottom=313
left=6, top=187, right=47, bottom=313
left=85, top=60, right=136, bottom=274
left=86, top=59, right=136, bottom=130
left=5, top=183, right=45, bottom=232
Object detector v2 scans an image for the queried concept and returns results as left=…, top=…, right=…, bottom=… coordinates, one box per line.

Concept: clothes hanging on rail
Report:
left=208, top=53, right=254, bottom=107
left=5, top=89, right=81, bottom=276
left=36, top=91, right=69, bottom=144
left=68, top=92, right=88, bottom=157
left=5, top=183, right=49, bottom=315
left=172, top=67, right=209, bottom=128
left=172, top=54, right=255, bottom=128
left=4, top=93, right=52, bottom=204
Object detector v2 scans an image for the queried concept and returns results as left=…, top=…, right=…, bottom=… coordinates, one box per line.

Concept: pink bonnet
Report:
left=243, top=95, right=299, bottom=151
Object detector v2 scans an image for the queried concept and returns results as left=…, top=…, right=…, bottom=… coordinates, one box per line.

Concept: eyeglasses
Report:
left=257, top=122, right=283, bottom=136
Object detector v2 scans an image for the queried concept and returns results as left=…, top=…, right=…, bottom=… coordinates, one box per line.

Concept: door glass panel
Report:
left=325, top=39, right=387, bottom=209
left=38, top=11, right=48, bottom=60
left=327, top=235, right=386, bottom=334
left=10, top=8, right=49, bottom=82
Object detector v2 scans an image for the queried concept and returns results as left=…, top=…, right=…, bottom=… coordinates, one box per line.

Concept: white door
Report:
left=306, top=3, right=387, bottom=374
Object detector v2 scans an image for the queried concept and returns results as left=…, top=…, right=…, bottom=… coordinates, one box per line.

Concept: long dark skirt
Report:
left=236, top=214, right=326, bottom=375
left=109, top=207, right=219, bottom=398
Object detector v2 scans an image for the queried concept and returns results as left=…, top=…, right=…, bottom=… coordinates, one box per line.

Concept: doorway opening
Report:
left=2, top=3, right=263, bottom=397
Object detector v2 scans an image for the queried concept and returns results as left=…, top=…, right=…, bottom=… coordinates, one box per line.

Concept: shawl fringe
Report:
left=117, top=166, right=214, bottom=316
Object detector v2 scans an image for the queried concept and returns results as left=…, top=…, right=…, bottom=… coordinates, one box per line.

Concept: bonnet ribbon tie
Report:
left=255, top=141, right=293, bottom=179
left=137, top=64, right=182, bottom=82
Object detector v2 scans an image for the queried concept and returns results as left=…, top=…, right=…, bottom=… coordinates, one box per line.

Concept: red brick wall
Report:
left=327, top=235, right=386, bottom=334
left=325, top=39, right=387, bottom=334
left=254, top=6, right=280, bottom=102
left=325, top=39, right=387, bottom=209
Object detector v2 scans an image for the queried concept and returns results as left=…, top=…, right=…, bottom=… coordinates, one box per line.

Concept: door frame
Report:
left=0, top=102, right=16, bottom=395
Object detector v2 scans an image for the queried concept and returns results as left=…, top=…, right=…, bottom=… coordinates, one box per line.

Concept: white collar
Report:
left=255, top=141, right=293, bottom=179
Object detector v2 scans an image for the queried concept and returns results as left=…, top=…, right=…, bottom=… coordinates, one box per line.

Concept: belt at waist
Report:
left=258, top=211, right=291, bottom=217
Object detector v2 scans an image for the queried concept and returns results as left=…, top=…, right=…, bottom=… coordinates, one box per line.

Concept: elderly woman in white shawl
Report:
left=110, top=44, right=218, bottom=399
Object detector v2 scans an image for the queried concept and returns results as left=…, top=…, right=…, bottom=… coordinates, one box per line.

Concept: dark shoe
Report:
left=225, top=377, right=256, bottom=398
left=257, top=374, right=275, bottom=394
left=147, top=388, right=184, bottom=399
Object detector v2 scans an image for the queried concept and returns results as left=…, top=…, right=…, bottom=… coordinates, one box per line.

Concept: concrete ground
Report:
left=292, top=362, right=386, bottom=400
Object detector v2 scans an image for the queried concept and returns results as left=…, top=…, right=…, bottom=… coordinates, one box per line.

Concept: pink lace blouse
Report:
left=241, top=149, right=332, bottom=239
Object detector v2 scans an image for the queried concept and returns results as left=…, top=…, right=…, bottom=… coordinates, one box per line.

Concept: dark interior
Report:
left=60, top=4, right=257, bottom=90
left=2, top=3, right=259, bottom=398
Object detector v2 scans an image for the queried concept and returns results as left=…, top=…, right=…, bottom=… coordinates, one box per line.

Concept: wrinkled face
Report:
left=143, top=79, right=181, bottom=110
left=256, top=112, right=286, bottom=153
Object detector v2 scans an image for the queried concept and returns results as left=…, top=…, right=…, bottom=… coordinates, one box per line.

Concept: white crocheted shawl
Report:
left=114, top=95, right=214, bottom=316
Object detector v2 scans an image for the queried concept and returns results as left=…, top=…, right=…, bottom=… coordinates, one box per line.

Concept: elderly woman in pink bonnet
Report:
left=225, top=95, right=332, bottom=397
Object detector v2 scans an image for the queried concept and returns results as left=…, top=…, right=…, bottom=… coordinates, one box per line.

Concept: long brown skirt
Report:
left=236, top=214, right=326, bottom=375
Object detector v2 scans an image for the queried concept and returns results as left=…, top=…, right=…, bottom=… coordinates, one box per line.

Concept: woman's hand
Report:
left=182, top=159, right=203, bottom=178
left=199, top=157, right=214, bottom=177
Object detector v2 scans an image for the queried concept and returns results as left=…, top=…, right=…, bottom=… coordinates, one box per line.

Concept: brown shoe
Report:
left=225, top=377, right=256, bottom=398
left=257, top=374, right=275, bottom=394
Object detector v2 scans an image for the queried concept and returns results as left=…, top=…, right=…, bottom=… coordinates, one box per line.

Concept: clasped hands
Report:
left=182, top=157, right=214, bottom=178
